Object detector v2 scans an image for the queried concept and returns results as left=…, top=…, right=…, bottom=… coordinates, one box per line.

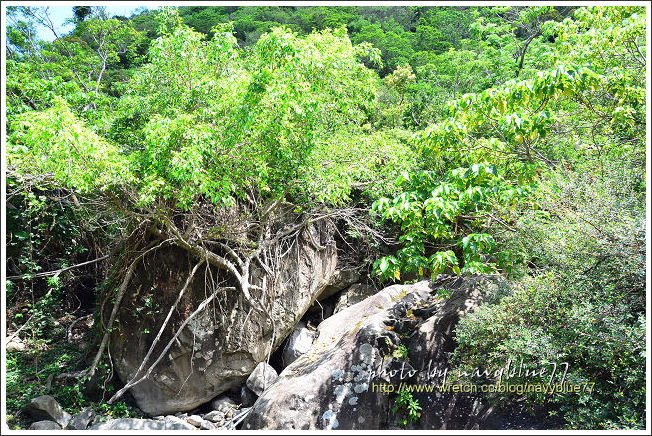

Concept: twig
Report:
left=5, top=313, right=35, bottom=344
left=224, top=407, right=252, bottom=430
left=66, top=314, right=93, bottom=343
left=6, top=255, right=109, bottom=280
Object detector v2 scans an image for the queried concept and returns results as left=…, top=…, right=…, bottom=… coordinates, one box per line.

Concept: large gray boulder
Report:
left=242, top=276, right=524, bottom=430
left=109, top=218, right=337, bottom=415
left=242, top=280, right=433, bottom=430
left=24, top=395, right=71, bottom=428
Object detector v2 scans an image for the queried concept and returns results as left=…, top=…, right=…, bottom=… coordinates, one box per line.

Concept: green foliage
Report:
left=452, top=168, right=646, bottom=429
left=4, top=6, right=647, bottom=430
left=94, top=15, right=390, bottom=209
left=6, top=346, right=140, bottom=429
left=392, top=343, right=409, bottom=360
left=5, top=170, right=112, bottom=319
left=8, top=97, right=132, bottom=193
left=298, top=129, right=418, bottom=204
left=6, top=346, right=83, bottom=428
left=6, top=7, right=144, bottom=120
left=392, top=389, right=422, bottom=427
left=95, top=401, right=134, bottom=420
left=419, top=64, right=601, bottom=175
left=372, top=163, right=529, bottom=280
left=375, top=64, right=417, bottom=128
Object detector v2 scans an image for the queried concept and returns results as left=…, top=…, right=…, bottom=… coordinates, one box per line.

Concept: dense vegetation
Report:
left=4, top=5, right=647, bottom=430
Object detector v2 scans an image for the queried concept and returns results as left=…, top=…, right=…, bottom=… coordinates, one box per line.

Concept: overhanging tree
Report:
left=7, top=10, right=415, bottom=392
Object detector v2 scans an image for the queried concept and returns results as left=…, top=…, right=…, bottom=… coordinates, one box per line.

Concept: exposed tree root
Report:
left=87, top=239, right=172, bottom=378
left=107, top=259, right=204, bottom=402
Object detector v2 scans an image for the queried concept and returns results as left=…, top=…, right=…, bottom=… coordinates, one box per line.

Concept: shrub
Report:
left=451, top=167, right=646, bottom=429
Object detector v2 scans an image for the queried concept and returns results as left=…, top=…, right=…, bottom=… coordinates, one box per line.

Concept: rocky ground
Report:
left=15, top=271, right=555, bottom=430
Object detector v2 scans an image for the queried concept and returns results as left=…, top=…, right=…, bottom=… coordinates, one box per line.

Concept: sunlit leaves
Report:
left=7, top=97, right=131, bottom=193
left=67, top=12, right=396, bottom=209
left=372, top=163, right=528, bottom=280
left=430, top=250, right=459, bottom=275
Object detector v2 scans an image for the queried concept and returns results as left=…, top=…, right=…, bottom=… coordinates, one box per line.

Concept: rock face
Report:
left=333, top=283, right=377, bottom=313
left=29, top=420, right=62, bottom=430
left=242, top=280, right=433, bottom=430
left=281, top=322, right=316, bottom=367
left=243, top=276, right=530, bottom=430
left=24, top=395, right=71, bottom=428
left=318, top=269, right=361, bottom=300
left=109, top=218, right=337, bottom=415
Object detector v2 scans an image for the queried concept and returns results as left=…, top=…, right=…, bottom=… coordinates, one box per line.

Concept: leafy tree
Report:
left=372, top=163, right=529, bottom=280
left=7, top=11, right=415, bottom=384
left=452, top=166, right=646, bottom=429
left=447, top=7, right=646, bottom=429
left=9, top=96, right=131, bottom=192
left=73, top=6, right=93, bottom=23
left=71, top=16, right=144, bottom=93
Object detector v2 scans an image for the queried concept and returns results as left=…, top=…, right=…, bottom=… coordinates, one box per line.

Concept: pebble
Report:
left=203, top=410, right=225, bottom=423
left=185, top=414, right=203, bottom=427
left=200, top=420, right=217, bottom=430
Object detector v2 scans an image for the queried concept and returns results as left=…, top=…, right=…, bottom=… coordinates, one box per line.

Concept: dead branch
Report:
left=66, top=314, right=93, bottom=343
left=6, top=255, right=109, bottom=280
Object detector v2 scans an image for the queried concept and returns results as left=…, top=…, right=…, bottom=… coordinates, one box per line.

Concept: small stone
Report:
left=210, top=396, right=238, bottom=413
left=164, top=415, right=196, bottom=430
left=66, top=407, right=95, bottom=430
left=6, top=337, right=26, bottom=352
left=30, top=420, right=62, bottom=430
left=281, top=322, right=316, bottom=367
left=91, top=418, right=166, bottom=430
left=200, top=420, right=217, bottom=430
left=203, top=410, right=225, bottom=423
left=186, top=414, right=204, bottom=427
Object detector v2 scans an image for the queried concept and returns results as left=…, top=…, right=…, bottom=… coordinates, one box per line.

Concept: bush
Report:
left=451, top=167, right=646, bottom=429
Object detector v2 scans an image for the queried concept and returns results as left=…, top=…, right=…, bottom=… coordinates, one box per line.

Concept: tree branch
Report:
left=6, top=255, right=109, bottom=280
